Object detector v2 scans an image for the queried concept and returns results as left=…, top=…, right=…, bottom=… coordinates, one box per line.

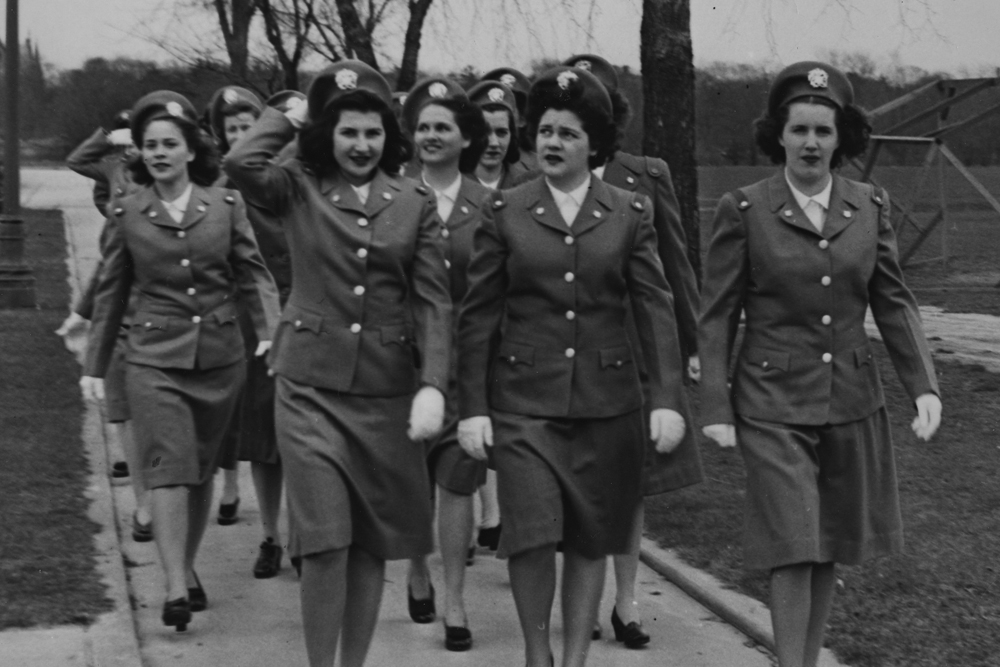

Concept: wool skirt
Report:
left=425, top=399, right=487, bottom=496
left=737, top=409, right=903, bottom=570
left=491, top=408, right=644, bottom=559
left=276, top=376, right=434, bottom=561
left=126, top=360, right=246, bottom=488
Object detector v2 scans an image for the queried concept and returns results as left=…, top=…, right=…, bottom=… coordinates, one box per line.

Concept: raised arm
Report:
left=223, top=107, right=300, bottom=215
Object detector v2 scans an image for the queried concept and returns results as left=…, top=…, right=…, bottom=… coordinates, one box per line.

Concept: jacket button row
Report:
left=444, top=259, right=452, bottom=269
left=822, top=353, right=832, bottom=363
left=564, top=235, right=574, bottom=245
left=192, top=315, right=201, bottom=323
left=565, top=310, right=575, bottom=320
left=357, top=248, right=368, bottom=258
left=821, top=276, right=831, bottom=286
left=350, top=323, right=361, bottom=334
left=180, top=259, right=190, bottom=267
left=186, top=288, right=195, bottom=296
left=354, top=285, right=365, bottom=296
left=818, top=239, right=829, bottom=249
left=564, top=272, right=575, bottom=283
left=822, top=315, right=832, bottom=325
left=295, top=320, right=302, bottom=327
left=176, top=231, right=186, bottom=239
left=357, top=218, right=369, bottom=227
left=565, top=348, right=575, bottom=358
left=442, top=228, right=450, bottom=239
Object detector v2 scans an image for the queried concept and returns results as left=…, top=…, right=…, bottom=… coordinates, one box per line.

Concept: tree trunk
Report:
left=213, top=0, right=256, bottom=79
left=641, top=0, right=700, bottom=279
left=334, top=0, right=379, bottom=68
left=396, top=0, right=433, bottom=92
left=258, top=0, right=306, bottom=90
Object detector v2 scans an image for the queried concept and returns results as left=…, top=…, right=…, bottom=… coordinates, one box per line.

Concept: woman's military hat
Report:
left=525, top=66, right=613, bottom=122
left=480, top=67, right=532, bottom=113
left=562, top=54, right=618, bottom=94
left=207, top=86, right=263, bottom=141
left=768, top=61, right=854, bottom=114
left=467, top=80, right=518, bottom=123
left=265, top=89, right=306, bottom=114
left=130, top=91, right=199, bottom=146
left=307, top=60, right=393, bottom=120
left=400, top=77, right=468, bottom=135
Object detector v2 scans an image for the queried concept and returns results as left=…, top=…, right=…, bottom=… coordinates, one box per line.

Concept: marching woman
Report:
left=457, top=67, right=687, bottom=667
left=224, top=62, right=452, bottom=667
left=480, top=67, right=536, bottom=172
left=398, top=78, right=489, bottom=651
left=699, top=62, right=942, bottom=667
left=80, top=91, right=280, bottom=632
left=562, top=53, right=704, bottom=647
left=468, top=80, right=530, bottom=190
left=206, top=85, right=266, bottom=529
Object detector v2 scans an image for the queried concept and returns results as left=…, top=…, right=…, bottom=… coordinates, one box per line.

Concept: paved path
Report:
left=2, top=167, right=859, bottom=666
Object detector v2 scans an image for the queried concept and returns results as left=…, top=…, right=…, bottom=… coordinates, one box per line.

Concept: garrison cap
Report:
left=526, top=66, right=612, bottom=123
left=265, top=90, right=306, bottom=114
left=308, top=60, right=393, bottom=120
left=467, top=80, right=518, bottom=123
left=401, top=77, right=468, bottom=135
left=130, top=91, right=199, bottom=146
left=769, top=61, right=854, bottom=114
left=562, top=54, right=618, bottom=94
left=207, top=86, right=263, bottom=142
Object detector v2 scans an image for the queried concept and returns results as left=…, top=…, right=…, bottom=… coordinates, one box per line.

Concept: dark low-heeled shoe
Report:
left=188, top=571, right=207, bottom=612
left=444, top=622, right=472, bottom=652
left=132, top=511, right=153, bottom=543
left=407, top=583, right=435, bottom=624
left=591, top=622, right=602, bottom=640
left=162, top=597, right=191, bottom=632
left=611, top=605, right=650, bottom=648
left=217, top=497, right=240, bottom=526
left=466, top=546, right=476, bottom=566
left=476, top=524, right=501, bottom=551
left=112, top=461, right=130, bottom=478
left=253, top=538, right=283, bottom=579
left=291, top=555, right=302, bottom=577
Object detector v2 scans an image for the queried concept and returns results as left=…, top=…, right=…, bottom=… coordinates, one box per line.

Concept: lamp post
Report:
left=0, top=0, right=36, bottom=307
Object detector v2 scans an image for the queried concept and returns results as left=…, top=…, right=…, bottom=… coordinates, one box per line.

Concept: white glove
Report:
left=408, top=385, right=445, bottom=441
left=911, top=393, right=942, bottom=441
left=457, top=416, right=493, bottom=461
left=80, top=376, right=105, bottom=403
left=56, top=312, right=90, bottom=359
left=702, top=423, right=737, bottom=448
left=254, top=340, right=272, bottom=357
left=108, top=128, right=134, bottom=147
left=284, top=99, right=311, bottom=129
left=650, top=408, right=686, bottom=454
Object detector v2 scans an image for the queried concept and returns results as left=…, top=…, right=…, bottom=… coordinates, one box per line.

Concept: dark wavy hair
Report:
left=217, top=101, right=262, bottom=153
left=128, top=116, right=221, bottom=186
left=754, top=98, right=871, bottom=169
left=476, top=103, right=521, bottom=166
left=299, top=89, right=411, bottom=177
left=525, top=97, right=619, bottom=170
left=413, top=98, right=489, bottom=174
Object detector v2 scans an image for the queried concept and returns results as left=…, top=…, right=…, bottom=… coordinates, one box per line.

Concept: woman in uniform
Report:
left=398, top=78, right=488, bottom=651
left=699, top=61, right=942, bottom=667
left=80, top=91, right=280, bottom=632
left=468, top=80, right=529, bottom=190
left=224, top=61, right=452, bottom=667
left=457, top=66, right=687, bottom=667
left=562, top=53, right=704, bottom=648
left=480, top=67, right=535, bottom=172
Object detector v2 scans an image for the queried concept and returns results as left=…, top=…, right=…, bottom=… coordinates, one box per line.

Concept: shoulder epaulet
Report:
left=644, top=156, right=666, bottom=178
left=492, top=193, right=507, bottom=210
left=415, top=184, right=430, bottom=195
left=871, top=186, right=886, bottom=207
left=224, top=194, right=236, bottom=204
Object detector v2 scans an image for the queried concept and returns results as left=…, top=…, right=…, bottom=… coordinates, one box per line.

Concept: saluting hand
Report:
left=702, top=423, right=737, bottom=448
left=457, top=416, right=493, bottom=461
left=408, top=385, right=445, bottom=441
left=80, top=376, right=105, bottom=403
left=650, top=408, right=686, bottom=454
left=911, top=392, right=942, bottom=441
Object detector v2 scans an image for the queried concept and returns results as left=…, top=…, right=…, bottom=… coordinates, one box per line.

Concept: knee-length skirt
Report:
left=425, top=385, right=486, bottom=496
left=276, top=376, right=434, bottom=561
left=737, top=409, right=903, bottom=570
left=103, top=336, right=131, bottom=423
left=491, top=408, right=644, bottom=559
left=126, top=360, right=246, bottom=488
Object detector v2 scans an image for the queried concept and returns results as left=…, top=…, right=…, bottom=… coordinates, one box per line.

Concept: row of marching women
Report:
left=71, top=53, right=942, bottom=667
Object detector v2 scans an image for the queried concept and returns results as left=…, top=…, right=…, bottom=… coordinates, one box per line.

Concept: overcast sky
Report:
left=5, top=0, right=998, bottom=77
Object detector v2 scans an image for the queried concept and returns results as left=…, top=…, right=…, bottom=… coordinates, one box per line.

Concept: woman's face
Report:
left=779, top=101, right=839, bottom=188
left=415, top=104, right=469, bottom=168
left=223, top=111, right=257, bottom=150
left=536, top=108, right=594, bottom=186
left=332, top=109, right=386, bottom=186
left=142, top=120, right=194, bottom=185
left=480, top=109, right=512, bottom=170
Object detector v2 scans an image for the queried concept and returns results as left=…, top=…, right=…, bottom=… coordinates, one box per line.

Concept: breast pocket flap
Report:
left=213, top=302, right=239, bottom=325
left=746, top=347, right=790, bottom=372
left=854, top=345, right=874, bottom=367
left=498, top=342, right=534, bottom=367
left=284, top=309, right=323, bottom=334
left=599, top=346, right=633, bottom=370
left=138, top=315, right=168, bottom=331
left=380, top=324, right=412, bottom=346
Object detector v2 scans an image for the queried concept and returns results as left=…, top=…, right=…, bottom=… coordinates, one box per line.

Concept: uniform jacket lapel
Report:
left=768, top=171, right=822, bottom=237
left=569, top=178, right=613, bottom=237
left=135, top=186, right=178, bottom=230
left=176, top=186, right=211, bottom=230
left=365, top=170, right=403, bottom=218
left=822, top=175, right=862, bottom=240
left=321, top=173, right=366, bottom=216
left=602, top=154, right=641, bottom=192
left=446, top=177, right=482, bottom=230
left=527, top=179, right=572, bottom=235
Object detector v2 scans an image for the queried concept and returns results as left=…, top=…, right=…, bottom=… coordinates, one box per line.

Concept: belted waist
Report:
left=132, top=297, right=238, bottom=322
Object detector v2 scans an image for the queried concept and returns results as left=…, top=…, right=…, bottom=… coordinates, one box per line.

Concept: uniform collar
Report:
left=784, top=169, right=832, bottom=212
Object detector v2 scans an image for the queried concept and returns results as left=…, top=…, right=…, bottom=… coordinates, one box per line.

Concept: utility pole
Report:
left=0, top=0, right=36, bottom=307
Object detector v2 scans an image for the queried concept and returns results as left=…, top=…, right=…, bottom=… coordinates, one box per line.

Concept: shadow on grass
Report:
left=646, top=345, right=1000, bottom=667
left=0, top=208, right=113, bottom=628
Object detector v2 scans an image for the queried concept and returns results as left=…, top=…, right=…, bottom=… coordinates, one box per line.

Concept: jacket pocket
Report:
left=136, top=315, right=169, bottom=332
left=744, top=347, right=790, bottom=372
left=854, top=344, right=874, bottom=367
left=380, top=324, right=413, bottom=347
left=284, top=309, right=323, bottom=335
left=498, top=342, right=535, bottom=367
left=213, top=302, right=239, bottom=326
left=599, top=345, right=633, bottom=370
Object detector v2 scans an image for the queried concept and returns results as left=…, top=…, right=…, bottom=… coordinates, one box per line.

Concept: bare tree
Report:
left=396, top=0, right=434, bottom=90
left=212, top=0, right=258, bottom=79
left=257, top=0, right=317, bottom=90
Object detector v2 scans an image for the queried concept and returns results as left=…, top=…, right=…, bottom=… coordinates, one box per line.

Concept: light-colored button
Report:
left=564, top=272, right=575, bottom=283
left=444, top=259, right=452, bottom=269
left=357, top=217, right=368, bottom=227
left=508, top=355, right=516, bottom=363
left=843, top=210, right=852, bottom=218
left=442, top=228, right=450, bottom=238
left=332, top=194, right=341, bottom=203
left=626, top=176, right=635, bottom=184
left=149, top=211, right=158, bottom=218
left=564, top=236, right=574, bottom=245
left=354, top=285, right=365, bottom=296
left=181, top=259, right=191, bottom=267
left=192, top=315, right=202, bottom=323
left=357, top=248, right=368, bottom=258
left=821, top=276, right=831, bottom=286
left=461, top=206, right=469, bottom=214
left=382, top=192, right=392, bottom=200
left=536, top=207, right=545, bottom=215
left=295, top=320, right=302, bottom=327
left=615, top=360, right=623, bottom=367
left=186, top=288, right=196, bottom=296
left=819, top=239, right=829, bottom=249
left=197, top=205, right=206, bottom=212
left=784, top=210, right=793, bottom=217
left=565, top=348, right=575, bottom=358
left=592, top=210, right=601, bottom=218
left=822, top=352, right=832, bottom=363
left=350, top=323, right=361, bottom=334
left=762, top=360, right=769, bottom=369
left=177, top=231, right=186, bottom=238
left=822, top=315, right=832, bottom=325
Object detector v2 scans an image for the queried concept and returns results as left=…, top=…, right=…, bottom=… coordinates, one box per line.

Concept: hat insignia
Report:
left=165, top=101, right=184, bottom=118
left=336, top=69, right=359, bottom=91
left=285, top=96, right=303, bottom=110
left=557, top=70, right=578, bottom=90
left=808, top=68, right=829, bottom=89
left=500, top=73, right=516, bottom=87
left=488, top=87, right=505, bottom=103
left=575, top=59, right=593, bottom=72
left=429, top=82, right=449, bottom=99
left=223, top=88, right=239, bottom=104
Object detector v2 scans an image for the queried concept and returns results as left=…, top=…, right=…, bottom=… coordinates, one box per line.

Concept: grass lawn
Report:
left=0, top=208, right=113, bottom=628
left=646, top=345, right=1000, bottom=666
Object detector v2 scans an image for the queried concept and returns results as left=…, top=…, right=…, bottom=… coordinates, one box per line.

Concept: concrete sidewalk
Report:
left=4, top=167, right=850, bottom=667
